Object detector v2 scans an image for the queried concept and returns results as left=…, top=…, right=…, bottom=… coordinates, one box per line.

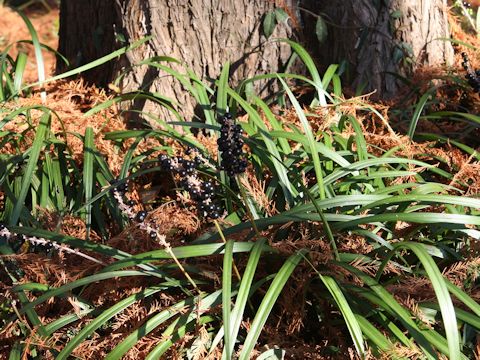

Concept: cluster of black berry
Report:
left=159, top=154, right=222, bottom=219
left=0, top=223, right=54, bottom=256
left=462, top=52, right=480, bottom=93
left=217, top=113, right=248, bottom=176
left=29, top=239, right=54, bottom=255
left=110, top=178, right=153, bottom=236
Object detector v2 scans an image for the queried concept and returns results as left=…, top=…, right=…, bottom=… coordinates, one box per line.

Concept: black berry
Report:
left=135, top=211, right=147, bottom=222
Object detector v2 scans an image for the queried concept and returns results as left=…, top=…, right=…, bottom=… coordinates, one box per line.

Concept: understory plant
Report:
left=1, top=12, right=480, bottom=360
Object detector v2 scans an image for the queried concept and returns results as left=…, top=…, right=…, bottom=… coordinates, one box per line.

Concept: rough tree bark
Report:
left=57, top=0, right=297, bottom=122
left=301, top=0, right=454, bottom=98
left=57, top=0, right=454, bottom=117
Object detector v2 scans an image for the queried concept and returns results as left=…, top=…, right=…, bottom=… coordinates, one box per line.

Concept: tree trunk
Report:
left=300, top=0, right=454, bottom=98
left=57, top=0, right=297, bottom=122
left=57, top=0, right=454, bottom=115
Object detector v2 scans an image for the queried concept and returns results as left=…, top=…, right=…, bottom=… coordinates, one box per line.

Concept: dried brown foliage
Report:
left=107, top=202, right=201, bottom=252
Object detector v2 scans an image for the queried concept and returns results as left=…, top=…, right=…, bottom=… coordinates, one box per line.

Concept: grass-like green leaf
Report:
left=83, top=91, right=178, bottom=119
left=105, top=294, right=197, bottom=359
left=10, top=111, right=50, bottom=225
left=355, top=315, right=392, bottom=353
left=277, top=75, right=326, bottom=199
left=56, top=285, right=167, bottom=360
left=222, top=240, right=234, bottom=360
left=275, top=39, right=326, bottom=106
left=387, top=243, right=460, bottom=360
left=217, top=62, right=230, bottom=116
left=7, top=342, right=23, bottom=360
left=22, top=37, right=151, bottom=94
left=341, top=263, right=465, bottom=359
left=83, top=127, right=94, bottom=239
left=145, top=290, right=225, bottom=359
left=14, top=270, right=159, bottom=315
left=444, top=279, right=480, bottom=318
left=224, top=238, right=266, bottom=358
left=16, top=10, right=46, bottom=102
left=12, top=52, right=27, bottom=95
left=44, top=311, right=93, bottom=336
left=319, top=274, right=365, bottom=357
left=238, top=249, right=306, bottom=360
left=407, top=87, right=435, bottom=139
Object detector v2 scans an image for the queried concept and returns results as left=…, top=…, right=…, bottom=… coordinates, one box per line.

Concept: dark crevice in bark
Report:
left=56, top=0, right=120, bottom=87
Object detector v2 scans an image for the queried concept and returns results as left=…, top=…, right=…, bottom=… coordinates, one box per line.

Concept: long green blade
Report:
left=10, top=111, right=50, bottom=225
left=83, top=127, right=94, bottom=239
left=392, top=243, right=460, bottom=360
left=17, top=10, right=46, bottom=102
left=277, top=76, right=326, bottom=199
left=238, top=250, right=306, bottom=360
left=319, top=275, right=366, bottom=357
left=222, top=240, right=234, bottom=360
left=56, top=286, right=166, bottom=360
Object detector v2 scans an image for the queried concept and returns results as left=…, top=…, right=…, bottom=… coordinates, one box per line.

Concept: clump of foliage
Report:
left=1, top=8, right=480, bottom=360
